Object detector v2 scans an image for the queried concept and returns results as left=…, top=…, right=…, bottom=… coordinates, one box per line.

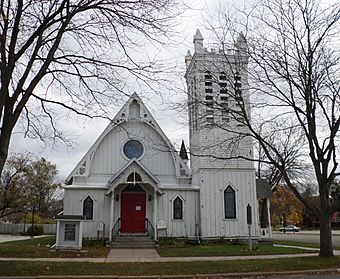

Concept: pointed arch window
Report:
left=224, top=186, right=236, bottom=219
left=83, top=196, right=93, bottom=220
left=173, top=197, right=183, bottom=220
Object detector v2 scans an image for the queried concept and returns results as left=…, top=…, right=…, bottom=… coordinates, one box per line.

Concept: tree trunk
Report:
left=319, top=213, right=333, bottom=257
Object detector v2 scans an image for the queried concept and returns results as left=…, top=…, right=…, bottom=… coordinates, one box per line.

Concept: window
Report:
left=205, top=96, right=213, bottom=101
left=219, top=72, right=227, bottom=80
left=234, top=72, right=242, bottom=95
left=173, top=197, right=183, bottom=219
left=83, top=196, right=93, bottom=220
left=123, top=140, right=144, bottom=159
left=205, top=88, right=213, bottom=93
left=224, top=186, right=236, bottom=219
left=127, top=172, right=142, bottom=183
left=205, top=81, right=212, bottom=86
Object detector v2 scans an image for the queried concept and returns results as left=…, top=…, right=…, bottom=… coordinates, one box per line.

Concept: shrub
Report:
left=25, top=225, right=44, bottom=236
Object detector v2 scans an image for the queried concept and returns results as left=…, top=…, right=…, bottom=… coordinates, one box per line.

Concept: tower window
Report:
left=83, top=196, right=94, bottom=220
left=207, top=116, right=214, bottom=124
left=224, top=186, right=236, bottom=219
left=205, top=96, right=213, bottom=101
left=205, top=81, right=212, bottom=86
left=205, top=88, right=213, bottom=93
left=219, top=73, right=227, bottom=80
left=173, top=197, right=183, bottom=219
left=204, top=74, right=212, bottom=80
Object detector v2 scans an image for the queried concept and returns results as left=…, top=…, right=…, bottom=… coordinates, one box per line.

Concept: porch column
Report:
left=267, top=198, right=272, bottom=238
left=153, top=189, right=157, bottom=240
left=109, top=193, right=115, bottom=242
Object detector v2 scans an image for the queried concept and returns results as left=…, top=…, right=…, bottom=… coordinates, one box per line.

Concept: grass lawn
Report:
left=0, top=236, right=109, bottom=258
left=156, top=243, right=316, bottom=257
left=0, top=257, right=339, bottom=276
left=274, top=240, right=340, bottom=250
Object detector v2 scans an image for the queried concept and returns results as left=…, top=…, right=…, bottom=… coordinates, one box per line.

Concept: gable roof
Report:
left=105, top=158, right=162, bottom=195
left=66, top=93, right=190, bottom=182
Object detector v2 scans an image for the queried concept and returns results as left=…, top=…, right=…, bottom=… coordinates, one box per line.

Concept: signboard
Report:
left=157, top=220, right=167, bottom=229
left=64, top=224, right=76, bottom=241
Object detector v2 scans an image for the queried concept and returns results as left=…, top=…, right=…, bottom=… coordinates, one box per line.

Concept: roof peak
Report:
left=193, top=29, right=203, bottom=41
left=179, top=140, right=189, bottom=160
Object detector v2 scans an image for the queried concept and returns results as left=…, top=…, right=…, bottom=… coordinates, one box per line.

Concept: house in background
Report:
left=56, top=30, right=271, bottom=248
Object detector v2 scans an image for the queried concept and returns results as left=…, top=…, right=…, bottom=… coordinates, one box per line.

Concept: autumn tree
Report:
left=187, top=0, right=339, bottom=256
left=0, top=153, right=60, bottom=220
left=0, top=0, right=180, bottom=176
left=270, top=185, right=304, bottom=227
left=25, top=157, right=60, bottom=217
left=0, top=153, right=30, bottom=219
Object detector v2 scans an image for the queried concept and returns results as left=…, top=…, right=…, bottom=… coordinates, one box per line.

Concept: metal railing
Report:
left=111, top=218, right=121, bottom=241
left=145, top=218, right=155, bottom=240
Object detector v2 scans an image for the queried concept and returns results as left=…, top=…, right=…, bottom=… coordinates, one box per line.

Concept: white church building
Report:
left=56, top=30, right=271, bottom=248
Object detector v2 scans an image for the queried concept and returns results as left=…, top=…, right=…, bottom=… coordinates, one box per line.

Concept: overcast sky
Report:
left=9, top=0, right=232, bottom=180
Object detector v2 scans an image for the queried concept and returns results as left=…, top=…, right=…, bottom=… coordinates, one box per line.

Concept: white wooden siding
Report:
left=198, top=169, right=258, bottom=238
left=89, top=121, right=176, bottom=181
left=157, top=190, right=199, bottom=237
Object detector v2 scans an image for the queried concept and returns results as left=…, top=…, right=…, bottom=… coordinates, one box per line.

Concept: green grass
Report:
left=156, top=243, right=316, bottom=257
left=0, top=236, right=109, bottom=258
left=274, top=240, right=340, bottom=250
left=0, top=257, right=339, bottom=276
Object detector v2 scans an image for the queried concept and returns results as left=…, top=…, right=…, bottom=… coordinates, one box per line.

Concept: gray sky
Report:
left=9, top=0, right=226, bottom=180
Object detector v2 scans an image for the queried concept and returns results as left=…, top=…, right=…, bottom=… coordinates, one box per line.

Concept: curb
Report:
left=0, top=269, right=339, bottom=279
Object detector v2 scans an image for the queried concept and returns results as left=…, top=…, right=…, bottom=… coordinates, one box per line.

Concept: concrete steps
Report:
left=111, top=233, right=155, bottom=249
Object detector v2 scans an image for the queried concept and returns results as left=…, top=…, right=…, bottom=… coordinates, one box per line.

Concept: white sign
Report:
left=157, top=220, right=167, bottom=229
left=136, top=206, right=141, bottom=211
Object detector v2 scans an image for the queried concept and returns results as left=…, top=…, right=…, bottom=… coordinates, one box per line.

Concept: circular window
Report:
left=123, top=140, right=144, bottom=159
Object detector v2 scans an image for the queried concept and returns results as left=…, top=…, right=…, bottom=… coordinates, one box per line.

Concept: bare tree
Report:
left=0, top=0, right=180, bottom=176
left=186, top=0, right=340, bottom=256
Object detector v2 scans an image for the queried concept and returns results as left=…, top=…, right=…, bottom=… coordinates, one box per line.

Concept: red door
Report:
left=121, top=192, right=146, bottom=233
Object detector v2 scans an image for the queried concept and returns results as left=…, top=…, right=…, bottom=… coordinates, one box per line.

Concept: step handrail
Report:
left=111, top=218, right=121, bottom=241
left=145, top=218, right=155, bottom=240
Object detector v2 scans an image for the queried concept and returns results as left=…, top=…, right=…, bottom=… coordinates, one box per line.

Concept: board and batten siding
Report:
left=89, top=121, right=176, bottom=181
left=198, top=169, right=258, bottom=238
left=157, top=189, right=199, bottom=237
left=63, top=189, right=111, bottom=238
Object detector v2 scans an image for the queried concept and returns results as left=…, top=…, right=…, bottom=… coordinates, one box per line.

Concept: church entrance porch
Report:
left=121, top=190, right=146, bottom=233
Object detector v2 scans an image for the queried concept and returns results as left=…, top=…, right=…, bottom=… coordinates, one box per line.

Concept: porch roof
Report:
left=105, top=159, right=163, bottom=195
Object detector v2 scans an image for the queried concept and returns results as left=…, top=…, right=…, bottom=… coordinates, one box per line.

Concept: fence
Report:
left=0, top=223, right=56, bottom=234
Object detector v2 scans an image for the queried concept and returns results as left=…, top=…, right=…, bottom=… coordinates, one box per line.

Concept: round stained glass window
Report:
left=123, top=140, right=144, bottom=159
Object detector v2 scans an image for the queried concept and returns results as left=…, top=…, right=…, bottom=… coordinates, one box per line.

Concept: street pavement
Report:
left=272, top=230, right=340, bottom=246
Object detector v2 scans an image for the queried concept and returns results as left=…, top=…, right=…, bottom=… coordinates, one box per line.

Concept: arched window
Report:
left=224, top=186, right=236, bottom=219
left=173, top=197, right=183, bottom=220
left=127, top=172, right=142, bottom=183
left=83, top=196, right=93, bottom=220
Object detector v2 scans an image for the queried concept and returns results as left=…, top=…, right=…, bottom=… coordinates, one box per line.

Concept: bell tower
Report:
left=185, top=29, right=259, bottom=239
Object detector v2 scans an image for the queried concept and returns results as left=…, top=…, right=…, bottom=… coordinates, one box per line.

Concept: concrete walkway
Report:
left=2, top=248, right=340, bottom=263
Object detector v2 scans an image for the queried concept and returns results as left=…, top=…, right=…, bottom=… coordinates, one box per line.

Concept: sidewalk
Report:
left=1, top=247, right=339, bottom=263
